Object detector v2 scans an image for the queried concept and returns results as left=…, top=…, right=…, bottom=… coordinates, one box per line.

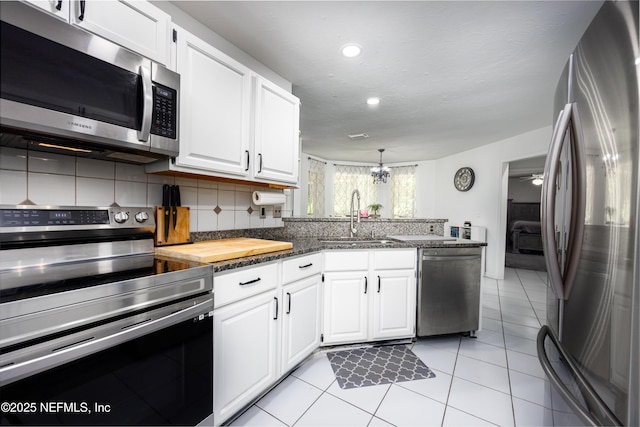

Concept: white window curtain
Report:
left=333, top=165, right=377, bottom=217
left=391, top=165, right=416, bottom=218
left=307, top=158, right=326, bottom=217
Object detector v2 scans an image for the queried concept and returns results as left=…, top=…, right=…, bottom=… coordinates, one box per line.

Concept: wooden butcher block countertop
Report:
left=155, top=238, right=293, bottom=263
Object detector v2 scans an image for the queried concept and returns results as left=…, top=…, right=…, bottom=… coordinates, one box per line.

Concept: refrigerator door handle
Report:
left=542, top=104, right=572, bottom=299
left=537, top=325, right=621, bottom=426
left=563, top=103, right=587, bottom=298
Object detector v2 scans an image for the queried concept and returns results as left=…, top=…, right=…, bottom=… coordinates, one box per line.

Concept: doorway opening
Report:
left=505, top=156, right=546, bottom=271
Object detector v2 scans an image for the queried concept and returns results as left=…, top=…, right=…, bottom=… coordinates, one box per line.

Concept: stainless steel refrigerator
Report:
left=536, top=1, right=639, bottom=426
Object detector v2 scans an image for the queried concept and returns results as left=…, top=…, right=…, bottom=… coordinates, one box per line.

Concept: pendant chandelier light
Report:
left=371, top=149, right=390, bottom=184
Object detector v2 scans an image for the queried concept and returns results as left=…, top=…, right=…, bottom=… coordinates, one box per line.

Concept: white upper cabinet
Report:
left=253, top=76, right=300, bottom=184
left=22, top=0, right=171, bottom=65
left=22, top=0, right=69, bottom=21
left=173, top=26, right=252, bottom=177
left=147, top=26, right=300, bottom=186
left=70, top=0, right=171, bottom=65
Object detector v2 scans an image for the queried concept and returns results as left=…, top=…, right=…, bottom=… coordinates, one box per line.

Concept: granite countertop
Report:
left=211, top=236, right=487, bottom=273
left=283, top=217, right=448, bottom=223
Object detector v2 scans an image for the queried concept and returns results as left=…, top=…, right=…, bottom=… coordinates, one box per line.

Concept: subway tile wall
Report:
left=0, top=147, right=292, bottom=231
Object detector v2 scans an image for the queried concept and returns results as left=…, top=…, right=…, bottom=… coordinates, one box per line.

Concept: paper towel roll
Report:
left=252, top=191, right=286, bottom=205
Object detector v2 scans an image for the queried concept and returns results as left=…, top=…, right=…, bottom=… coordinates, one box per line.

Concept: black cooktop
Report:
left=0, top=255, right=208, bottom=303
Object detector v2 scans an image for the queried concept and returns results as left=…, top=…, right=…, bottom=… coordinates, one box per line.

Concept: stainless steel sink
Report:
left=319, top=238, right=395, bottom=245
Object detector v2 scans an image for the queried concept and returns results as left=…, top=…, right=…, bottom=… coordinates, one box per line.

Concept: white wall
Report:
left=430, top=126, right=552, bottom=279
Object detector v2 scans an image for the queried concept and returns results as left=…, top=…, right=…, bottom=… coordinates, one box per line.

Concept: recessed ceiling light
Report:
left=366, top=97, right=380, bottom=106
left=341, top=43, right=362, bottom=58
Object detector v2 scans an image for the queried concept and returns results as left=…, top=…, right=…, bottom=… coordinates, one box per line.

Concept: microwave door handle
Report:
left=562, top=103, right=587, bottom=299
left=542, top=103, right=572, bottom=299
left=138, top=65, right=153, bottom=142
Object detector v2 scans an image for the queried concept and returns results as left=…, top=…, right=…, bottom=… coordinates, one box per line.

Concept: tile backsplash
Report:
left=0, top=147, right=292, bottom=231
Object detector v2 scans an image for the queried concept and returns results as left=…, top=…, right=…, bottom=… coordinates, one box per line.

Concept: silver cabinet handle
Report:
left=137, top=65, right=153, bottom=142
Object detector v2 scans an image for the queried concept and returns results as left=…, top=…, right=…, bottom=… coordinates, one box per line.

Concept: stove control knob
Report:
left=135, top=211, right=150, bottom=223
left=114, top=211, right=129, bottom=224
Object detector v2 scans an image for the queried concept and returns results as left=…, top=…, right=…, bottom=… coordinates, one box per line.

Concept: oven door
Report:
left=0, top=295, right=213, bottom=426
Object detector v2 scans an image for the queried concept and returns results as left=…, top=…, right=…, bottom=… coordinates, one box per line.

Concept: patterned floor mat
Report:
left=326, top=345, right=436, bottom=389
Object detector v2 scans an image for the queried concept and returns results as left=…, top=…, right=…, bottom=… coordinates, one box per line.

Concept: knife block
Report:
left=155, top=206, right=191, bottom=246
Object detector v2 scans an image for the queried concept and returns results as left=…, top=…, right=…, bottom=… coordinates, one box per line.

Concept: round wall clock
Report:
left=454, top=167, right=475, bottom=191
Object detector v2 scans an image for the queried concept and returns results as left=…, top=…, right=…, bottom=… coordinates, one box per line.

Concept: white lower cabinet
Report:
left=213, top=290, right=278, bottom=425
left=280, top=274, right=321, bottom=373
left=213, top=254, right=321, bottom=425
left=372, top=269, right=416, bottom=339
left=322, top=249, right=417, bottom=346
left=322, top=271, right=368, bottom=344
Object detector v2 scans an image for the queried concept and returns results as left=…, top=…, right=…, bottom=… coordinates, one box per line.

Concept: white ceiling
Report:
left=171, top=1, right=602, bottom=164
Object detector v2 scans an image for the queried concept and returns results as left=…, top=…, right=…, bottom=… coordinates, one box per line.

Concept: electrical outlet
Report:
left=273, top=207, right=282, bottom=218
left=429, top=224, right=435, bottom=233
left=260, top=207, right=266, bottom=219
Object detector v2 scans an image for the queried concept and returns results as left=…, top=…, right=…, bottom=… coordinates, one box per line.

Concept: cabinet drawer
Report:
left=282, top=253, right=322, bottom=284
left=324, top=250, right=369, bottom=271
left=214, top=262, right=278, bottom=308
left=373, top=249, right=417, bottom=270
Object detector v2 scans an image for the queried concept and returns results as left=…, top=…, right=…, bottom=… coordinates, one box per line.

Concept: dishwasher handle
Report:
left=422, top=254, right=480, bottom=261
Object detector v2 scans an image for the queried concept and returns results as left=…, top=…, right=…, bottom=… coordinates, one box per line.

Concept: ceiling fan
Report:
left=519, top=173, right=544, bottom=186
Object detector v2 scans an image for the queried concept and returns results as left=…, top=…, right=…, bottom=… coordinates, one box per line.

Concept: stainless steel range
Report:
left=0, top=205, right=213, bottom=426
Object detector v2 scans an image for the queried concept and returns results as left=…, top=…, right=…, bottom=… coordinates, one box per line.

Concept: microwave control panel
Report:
left=151, top=83, right=177, bottom=139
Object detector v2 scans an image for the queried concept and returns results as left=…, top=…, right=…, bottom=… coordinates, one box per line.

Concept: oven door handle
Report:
left=0, top=298, right=212, bottom=387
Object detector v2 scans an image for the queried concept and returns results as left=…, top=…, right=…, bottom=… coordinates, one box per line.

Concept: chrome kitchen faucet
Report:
left=350, top=189, right=361, bottom=237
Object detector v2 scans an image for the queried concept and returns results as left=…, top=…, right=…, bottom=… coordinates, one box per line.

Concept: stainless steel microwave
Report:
left=0, top=2, right=179, bottom=164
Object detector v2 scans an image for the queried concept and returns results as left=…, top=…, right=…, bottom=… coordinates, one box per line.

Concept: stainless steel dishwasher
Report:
left=417, top=247, right=482, bottom=337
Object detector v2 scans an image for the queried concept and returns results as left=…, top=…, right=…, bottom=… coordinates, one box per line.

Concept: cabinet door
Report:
left=322, top=271, right=368, bottom=345
left=22, top=0, right=69, bottom=21
left=253, top=76, right=300, bottom=184
left=371, top=269, right=416, bottom=340
left=174, top=27, right=252, bottom=177
left=281, top=275, right=321, bottom=373
left=213, top=291, right=278, bottom=425
left=70, top=0, right=171, bottom=65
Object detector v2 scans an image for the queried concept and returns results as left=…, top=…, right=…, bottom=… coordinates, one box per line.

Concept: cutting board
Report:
left=155, top=238, right=293, bottom=263
left=155, top=206, right=191, bottom=246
